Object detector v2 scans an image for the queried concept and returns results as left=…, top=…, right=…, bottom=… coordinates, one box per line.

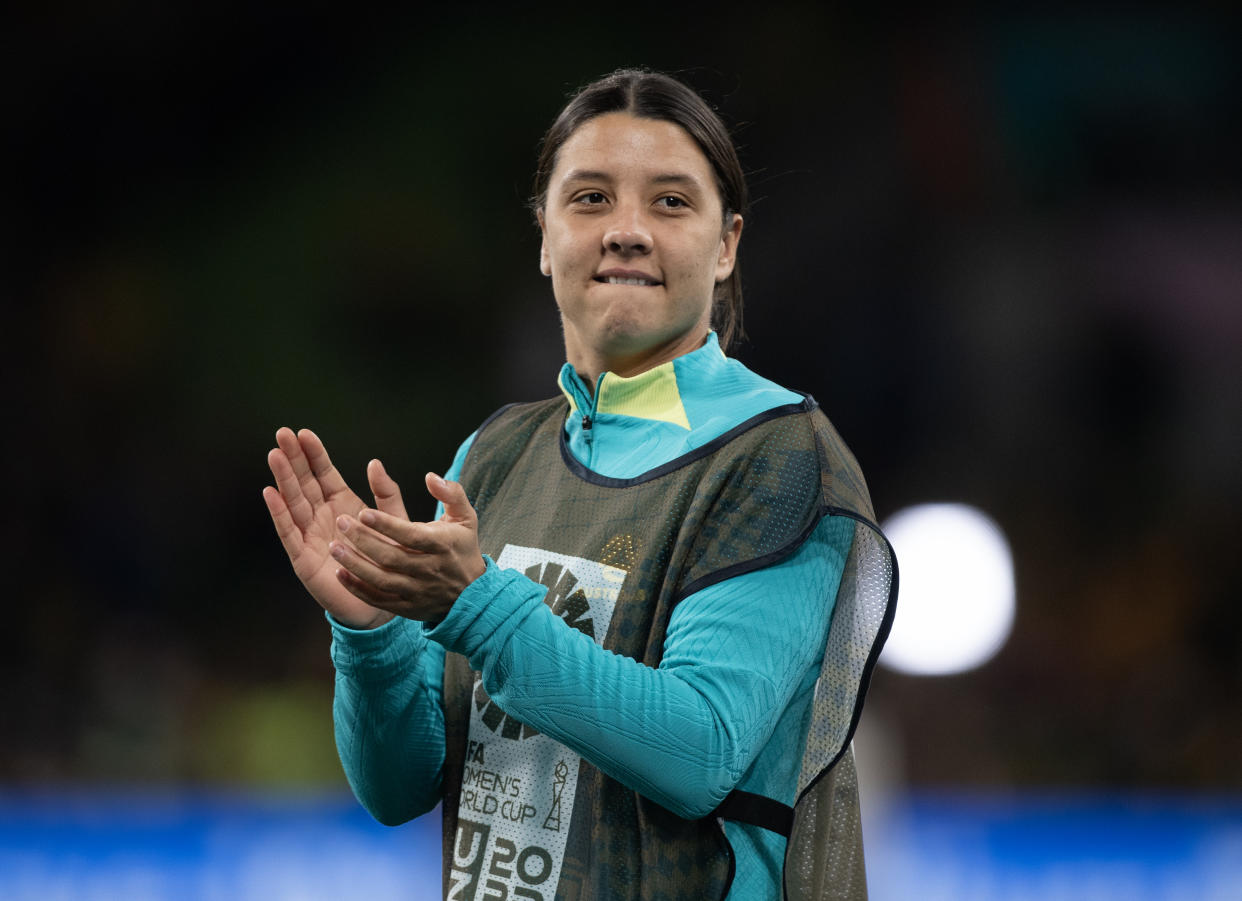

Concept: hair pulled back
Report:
left=532, top=69, right=749, bottom=351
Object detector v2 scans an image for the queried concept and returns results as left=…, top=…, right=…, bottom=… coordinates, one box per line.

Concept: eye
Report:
left=574, top=191, right=608, bottom=206
left=656, top=195, right=688, bottom=210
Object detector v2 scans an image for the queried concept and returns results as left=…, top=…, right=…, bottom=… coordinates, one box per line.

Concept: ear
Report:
left=537, top=209, right=552, bottom=277
left=714, top=212, right=743, bottom=282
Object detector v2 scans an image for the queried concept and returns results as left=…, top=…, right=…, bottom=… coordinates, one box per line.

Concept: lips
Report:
left=593, top=269, right=663, bottom=287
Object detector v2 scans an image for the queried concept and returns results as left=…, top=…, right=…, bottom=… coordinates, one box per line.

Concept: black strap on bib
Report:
left=712, top=789, right=795, bottom=838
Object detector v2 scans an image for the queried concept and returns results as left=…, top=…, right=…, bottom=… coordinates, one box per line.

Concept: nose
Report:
left=602, top=206, right=652, bottom=257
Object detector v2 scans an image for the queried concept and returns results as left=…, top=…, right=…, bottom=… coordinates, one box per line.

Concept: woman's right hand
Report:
left=263, top=427, right=406, bottom=630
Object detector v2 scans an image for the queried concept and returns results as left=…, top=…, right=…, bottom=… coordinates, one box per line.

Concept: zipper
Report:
left=581, top=409, right=594, bottom=469
left=563, top=368, right=603, bottom=465
left=581, top=373, right=606, bottom=464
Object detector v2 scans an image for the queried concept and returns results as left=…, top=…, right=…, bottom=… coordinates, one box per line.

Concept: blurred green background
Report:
left=8, top=6, right=1241, bottom=806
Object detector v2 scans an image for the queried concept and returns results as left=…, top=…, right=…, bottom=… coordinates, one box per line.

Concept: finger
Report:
left=262, top=485, right=303, bottom=559
left=298, top=428, right=353, bottom=503
left=367, top=459, right=410, bottom=520
left=425, top=473, right=476, bottom=525
left=276, top=427, right=326, bottom=507
left=330, top=538, right=417, bottom=597
left=268, top=446, right=315, bottom=530
left=356, top=508, right=444, bottom=553
left=335, top=564, right=402, bottom=611
left=337, top=515, right=422, bottom=572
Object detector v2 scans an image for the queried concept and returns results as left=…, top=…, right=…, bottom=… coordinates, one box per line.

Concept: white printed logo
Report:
left=451, top=545, right=626, bottom=901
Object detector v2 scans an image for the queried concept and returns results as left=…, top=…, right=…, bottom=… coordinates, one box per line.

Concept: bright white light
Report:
left=879, top=503, right=1015, bottom=676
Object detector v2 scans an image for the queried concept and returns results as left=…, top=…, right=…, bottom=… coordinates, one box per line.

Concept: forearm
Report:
left=330, top=614, right=446, bottom=825
left=427, top=517, right=849, bottom=819
left=327, top=431, right=476, bottom=824
left=429, top=563, right=733, bottom=817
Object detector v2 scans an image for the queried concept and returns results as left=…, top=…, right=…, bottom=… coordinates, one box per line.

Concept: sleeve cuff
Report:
left=328, top=610, right=427, bottom=684
left=423, top=555, right=544, bottom=658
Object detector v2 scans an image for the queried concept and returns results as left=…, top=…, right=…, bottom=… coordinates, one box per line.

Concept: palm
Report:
left=264, top=428, right=392, bottom=628
left=292, top=483, right=367, bottom=610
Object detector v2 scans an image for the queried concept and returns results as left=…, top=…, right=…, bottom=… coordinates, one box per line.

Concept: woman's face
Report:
left=538, top=112, right=742, bottom=379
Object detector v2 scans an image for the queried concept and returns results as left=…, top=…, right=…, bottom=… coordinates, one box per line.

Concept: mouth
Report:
left=593, top=272, right=662, bottom=287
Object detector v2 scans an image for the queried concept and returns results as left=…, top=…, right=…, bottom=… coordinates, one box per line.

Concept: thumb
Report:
left=367, top=459, right=409, bottom=520
left=426, top=472, right=476, bottom=524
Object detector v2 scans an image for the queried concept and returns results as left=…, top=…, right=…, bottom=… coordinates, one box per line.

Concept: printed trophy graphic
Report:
left=543, top=759, right=568, bottom=832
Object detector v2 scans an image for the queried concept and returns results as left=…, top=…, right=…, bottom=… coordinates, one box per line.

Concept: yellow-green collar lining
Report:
left=596, top=361, right=691, bottom=429
left=559, top=360, right=692, bottom=430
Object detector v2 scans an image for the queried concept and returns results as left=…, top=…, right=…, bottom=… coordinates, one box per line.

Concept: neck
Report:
left=568, top=330, right=711, bottom=391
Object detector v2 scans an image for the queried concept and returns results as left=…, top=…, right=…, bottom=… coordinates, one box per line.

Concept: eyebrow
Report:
left=560, top=169, right=704, bottom=189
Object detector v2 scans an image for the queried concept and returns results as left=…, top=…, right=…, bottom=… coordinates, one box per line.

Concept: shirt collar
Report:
left=556, top=332, right=728, bottom=430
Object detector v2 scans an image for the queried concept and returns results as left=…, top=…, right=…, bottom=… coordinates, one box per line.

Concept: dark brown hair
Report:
left=532, top=69, right=749, bottom=351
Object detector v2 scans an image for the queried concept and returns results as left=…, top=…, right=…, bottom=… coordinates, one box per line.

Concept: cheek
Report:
left=684, top=234, right=726, bottom=284
left=547, top=229, right=592, bottom=275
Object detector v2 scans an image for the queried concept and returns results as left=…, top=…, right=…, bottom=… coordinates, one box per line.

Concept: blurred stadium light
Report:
left=880, top=503, right=1017, bottom=676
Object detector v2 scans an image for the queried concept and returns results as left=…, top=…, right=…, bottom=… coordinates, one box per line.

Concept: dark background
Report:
left=7, top=7, right=1241, bottom=797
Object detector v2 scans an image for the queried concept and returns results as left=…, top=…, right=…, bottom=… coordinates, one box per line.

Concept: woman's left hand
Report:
left=329, top=471, right=487, bottom=624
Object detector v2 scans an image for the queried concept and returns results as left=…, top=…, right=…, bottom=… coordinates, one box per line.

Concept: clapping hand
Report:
left=263, top=428, right=485, bottom=629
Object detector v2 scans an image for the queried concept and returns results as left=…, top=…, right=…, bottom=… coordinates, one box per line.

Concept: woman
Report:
left=264, top=69, right=896, bottom=901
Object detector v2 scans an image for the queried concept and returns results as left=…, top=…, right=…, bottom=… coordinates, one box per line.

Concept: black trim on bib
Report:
left=713, top=789, right=795, bottom=838
left=558, top=397, right=818, bottom=487
left=804, top=507, right=901, bottom=781
left=470, top=402, right=520, bottom=438
left=673, top=509, right=825, bottom=606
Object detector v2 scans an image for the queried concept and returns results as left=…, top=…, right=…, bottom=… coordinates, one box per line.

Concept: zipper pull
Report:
left=582, top=413, right=593, bottom=444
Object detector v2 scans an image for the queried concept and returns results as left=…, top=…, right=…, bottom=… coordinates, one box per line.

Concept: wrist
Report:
left=424, top=556, right=539, bottom=656
left=328, top=611, right=423, bottom=681
left=422, top=554, right=487, bottom=628
left=332, top=607, right=396, bottom=631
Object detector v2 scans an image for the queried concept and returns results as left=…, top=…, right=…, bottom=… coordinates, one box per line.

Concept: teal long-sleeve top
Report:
left=329, top=333, right=853, bottom=900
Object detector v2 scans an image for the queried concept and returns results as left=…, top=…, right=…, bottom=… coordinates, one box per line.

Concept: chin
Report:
left=598, top=314, right=672, bottom=351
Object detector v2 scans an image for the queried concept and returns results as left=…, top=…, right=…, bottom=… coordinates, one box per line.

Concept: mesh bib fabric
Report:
left=440, top=396, right=896, bottom=901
